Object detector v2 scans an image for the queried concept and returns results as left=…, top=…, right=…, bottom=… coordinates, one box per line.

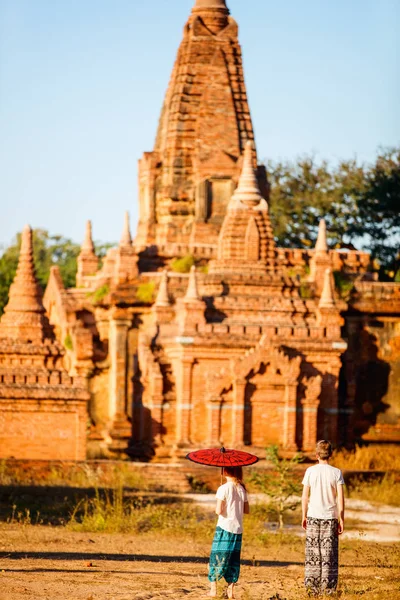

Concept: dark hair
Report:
left=223, top=466, right=247, bottom=491
left=316, top=440, right=332, bottom=459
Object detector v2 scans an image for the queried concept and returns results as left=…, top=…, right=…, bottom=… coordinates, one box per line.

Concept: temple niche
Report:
left=6, top=0, right=399, bottom=461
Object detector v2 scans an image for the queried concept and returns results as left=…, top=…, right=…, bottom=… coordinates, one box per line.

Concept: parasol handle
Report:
left=220, top=447, right=225, bottom=484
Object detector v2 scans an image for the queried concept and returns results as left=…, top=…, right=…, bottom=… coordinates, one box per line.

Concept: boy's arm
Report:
left=337, top=484, right=345, bottom=534
left=302, top=485, right=310, bottom=530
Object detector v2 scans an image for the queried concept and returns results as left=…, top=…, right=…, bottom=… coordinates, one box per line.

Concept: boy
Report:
left=302, top=439, right=345, bottom=596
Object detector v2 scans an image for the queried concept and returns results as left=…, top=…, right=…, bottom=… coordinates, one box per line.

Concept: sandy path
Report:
left=0, top=525, right=399, bottom=600
left=188, top=494, right=400, bottom=542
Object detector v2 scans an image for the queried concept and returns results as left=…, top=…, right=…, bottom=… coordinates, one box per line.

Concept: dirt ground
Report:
left=0, top=525, right=399, bottom=600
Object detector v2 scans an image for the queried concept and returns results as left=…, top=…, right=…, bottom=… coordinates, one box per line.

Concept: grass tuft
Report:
left=332, top=445, right=400, bottom=471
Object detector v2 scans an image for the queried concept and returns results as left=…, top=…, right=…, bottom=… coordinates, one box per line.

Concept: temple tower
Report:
left=0, top=226, right=89, bottom=460
left=136, top=0, right=267, bottom=252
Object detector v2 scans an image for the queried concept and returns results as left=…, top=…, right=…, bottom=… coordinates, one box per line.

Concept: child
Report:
left=302, top=439, right=345, bottom=596
left=208, top=466, right=250, bottom=599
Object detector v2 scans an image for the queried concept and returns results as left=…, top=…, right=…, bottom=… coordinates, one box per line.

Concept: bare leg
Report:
left=227, top=583, right=235, bottom=598
left=208, top=581, right=217, bottom=597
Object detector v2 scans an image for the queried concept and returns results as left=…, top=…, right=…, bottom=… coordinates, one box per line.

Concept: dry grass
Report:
left=0, top=459, right=153, bottom=491
left=332, top=444, right=400, bottom=471
left=68, top=489, right=215, bottom=539
left=346, top=472, right=400, bottom=506
left=66, top=488, right=301, bottom=549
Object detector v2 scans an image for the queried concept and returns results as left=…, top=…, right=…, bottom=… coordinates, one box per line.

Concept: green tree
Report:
left=267, top=157, right=363, bottom=250
left=267, top=148, right=400, bottom=278
left=249, top=445, right=303, bottom=530
left=351, top=147, right=400, bottom=279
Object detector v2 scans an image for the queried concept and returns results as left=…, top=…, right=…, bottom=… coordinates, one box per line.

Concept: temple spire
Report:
left=120, top=212, right=132, bottom=248
left=77, top=221, right=99, bottom=285
left=82, top=220, right=95, bottom=253
left=0, top=225, right=51, bottom=342
left=155, top=270, right=170, bottom=307
left=315, top=219, right=328, bottom=253
left=184, top=266, right=200, bottom=302
left=319, top=268, right=335, bottom=308
left=231, top=141, right=263, bottom=208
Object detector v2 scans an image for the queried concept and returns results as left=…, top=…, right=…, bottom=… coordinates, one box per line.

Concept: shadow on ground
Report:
left=0, top=550, right=301, bottom=568
left=0, top=486, right=185, bottom=525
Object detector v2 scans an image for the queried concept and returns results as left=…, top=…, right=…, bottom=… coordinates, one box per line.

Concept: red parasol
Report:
left=186, top=446, right=259, bottom=467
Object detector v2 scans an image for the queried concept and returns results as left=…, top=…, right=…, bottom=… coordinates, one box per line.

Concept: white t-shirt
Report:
left=302, top=463, right=345, bottom=519
left=216, top=480, right=248, bottom=534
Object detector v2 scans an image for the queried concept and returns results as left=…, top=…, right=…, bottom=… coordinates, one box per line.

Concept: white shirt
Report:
left=216, top=480, right=248, bottom=534
left=302, top=463, right=345, bottom=519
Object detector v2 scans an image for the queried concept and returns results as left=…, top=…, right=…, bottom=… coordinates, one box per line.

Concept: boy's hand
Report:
left=338, top=519, right=344, bottom=534
left=302, top=518, right=307, bottom=531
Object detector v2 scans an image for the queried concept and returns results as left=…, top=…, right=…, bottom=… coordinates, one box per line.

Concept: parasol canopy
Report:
left=186, top=446, right=259, bottom=467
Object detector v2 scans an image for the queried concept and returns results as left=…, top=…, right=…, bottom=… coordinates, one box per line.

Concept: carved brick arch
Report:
left=206, top=340, right=302, bottom=450
left=234, top=343, right=301, bottom=450
left=235, top=337, right=301, bottom=384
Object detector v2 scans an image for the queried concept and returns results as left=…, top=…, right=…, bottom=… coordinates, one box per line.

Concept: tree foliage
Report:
left=268, top=147, right=400, bottom=278
left=352, top=148, right=400, bottom=278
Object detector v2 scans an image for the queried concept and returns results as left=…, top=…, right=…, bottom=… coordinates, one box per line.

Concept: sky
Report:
left=0, top=0, right=399, bottom=249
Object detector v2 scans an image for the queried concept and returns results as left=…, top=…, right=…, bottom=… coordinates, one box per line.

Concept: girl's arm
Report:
left=216, top=499, right=225, bottom=516
left=243, top=501, right=250, bottom=514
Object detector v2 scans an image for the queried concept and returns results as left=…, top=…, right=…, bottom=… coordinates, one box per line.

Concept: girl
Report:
left=208, top=466, right=250, bottom=599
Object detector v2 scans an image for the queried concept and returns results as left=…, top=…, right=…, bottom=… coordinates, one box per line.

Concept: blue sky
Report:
left=0, top=0, right=399, bottom=248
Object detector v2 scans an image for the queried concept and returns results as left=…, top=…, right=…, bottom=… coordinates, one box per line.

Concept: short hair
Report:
left=316, top=440, right=332, bottom=459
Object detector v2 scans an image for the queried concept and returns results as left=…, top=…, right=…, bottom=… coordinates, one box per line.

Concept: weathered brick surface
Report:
left=135, top=0, right=264, bottom=254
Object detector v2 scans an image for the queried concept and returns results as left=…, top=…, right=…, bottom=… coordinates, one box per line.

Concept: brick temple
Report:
left=1, top=0, right=399, bottom=460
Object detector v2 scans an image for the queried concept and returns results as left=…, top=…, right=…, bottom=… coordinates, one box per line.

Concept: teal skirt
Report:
left=208, top=526, right=242, bottom=584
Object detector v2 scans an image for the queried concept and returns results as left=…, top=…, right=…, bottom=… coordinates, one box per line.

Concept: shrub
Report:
left=333, top=271, right=354, bottom=300
left=171, top=254, right=195, bottom=273
left=299, top=283, right=313, bottom=299
left=64, top=333, right=73, bottom=350
left=135, top=281, right=156, bottom=303
left=248, top=446, right=304, bottom=530
left=87, top=284, right=110, bottom=305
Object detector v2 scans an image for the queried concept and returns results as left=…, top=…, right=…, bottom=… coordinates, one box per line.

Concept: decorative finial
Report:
left=184, top=266, right=200, bottom=302
left=315, top=219, right=328, bottom=253
left=231, top=141, right=263, bottom=208
left=155, top=270, right=170, bottom=307
left=82, top=220, right=95, bottom=252
left=193, top=0, right=228, bottom=9
left=120, top=211, right=132, bottom=247
left=319, top=268, right=335, bottom=308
